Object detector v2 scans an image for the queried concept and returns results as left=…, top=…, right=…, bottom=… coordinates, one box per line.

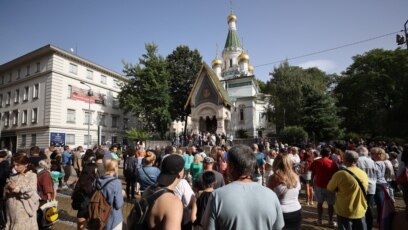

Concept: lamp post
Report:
left=80, top=81, right=93, bottom=149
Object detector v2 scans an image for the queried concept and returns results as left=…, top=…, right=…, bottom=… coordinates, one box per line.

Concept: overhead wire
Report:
left=254, top=30, right=401, bottom=68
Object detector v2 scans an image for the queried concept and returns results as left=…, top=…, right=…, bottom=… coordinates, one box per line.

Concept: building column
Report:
left=191, top=118, right=199, bottom=134
left=216, top=117, right=226, bottom=135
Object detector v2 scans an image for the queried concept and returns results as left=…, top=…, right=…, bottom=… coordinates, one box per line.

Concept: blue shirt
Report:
left=137, top=166, right=161, bottom=190
left=62, top=151, right=73, bottom=167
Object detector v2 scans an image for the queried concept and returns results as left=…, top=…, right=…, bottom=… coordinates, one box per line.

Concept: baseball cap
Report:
left=157, top=154, right=184, bottom=187
left=203, top=157, right=215, bottom=164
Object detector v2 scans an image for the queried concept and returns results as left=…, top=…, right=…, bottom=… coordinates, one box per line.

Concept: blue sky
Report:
left=1, top=0, right=407, bottom=82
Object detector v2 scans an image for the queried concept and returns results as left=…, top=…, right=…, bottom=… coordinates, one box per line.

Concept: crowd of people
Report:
left=0, top=139, right=407, bottom=230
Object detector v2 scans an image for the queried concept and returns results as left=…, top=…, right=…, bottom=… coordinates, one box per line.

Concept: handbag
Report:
left=396, top=167, right=408, bottom=185
left=40, top=200, right=59, bottom=225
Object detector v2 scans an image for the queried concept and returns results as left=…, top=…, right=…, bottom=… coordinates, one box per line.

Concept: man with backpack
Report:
left=127, top=154, right=184, bottom=229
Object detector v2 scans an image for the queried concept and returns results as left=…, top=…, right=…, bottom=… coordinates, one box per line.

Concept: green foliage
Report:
left=343, top=132, right=361, bottom=143
left=166, top=46, right=202, bottom=135
left=334, top=48, right=408, bottom=139
left=300, top=85, right=344, bottom=142
left=256, top=79, right=267, bottom=93
left=126, top=128, right=150, bottom=141
left=118, top=43, right=171, bottom=139
left=280, top=126, right=308, bottom=144
left=236, top=128, right=249, bottom=138
left=264, top=61, right=330, bottom=133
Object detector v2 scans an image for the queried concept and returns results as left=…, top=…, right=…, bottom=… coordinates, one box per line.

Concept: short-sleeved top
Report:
left=310, top=157, right=338, bottom=188
left=255, top=152, right=265, bottom=167
left=190, top=163, right=203, bottom=182
left=357, top=156, right=378, bottom=195
left=183, top=154, right=194, bottom=170
left=201, top=181, right=284, bottom=230
left=62, top=151, right=73, bottom=167
left=327, top=166, right=368, bottom=219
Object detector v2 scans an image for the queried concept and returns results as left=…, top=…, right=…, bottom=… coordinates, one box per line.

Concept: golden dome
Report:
left=248, top=64, right=254, bottom=72
left=212, top=54, right=222, bottom=67
left=227, top=14, right=237, bottom=23
left=238, top=51, right=250, bottom=63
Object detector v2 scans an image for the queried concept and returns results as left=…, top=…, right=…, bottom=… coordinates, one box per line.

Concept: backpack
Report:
left=126, top=186, right=172, bottom=230
left=71, top=164, right=97, bottom=210
left=88, top=178, right=116, bottom=230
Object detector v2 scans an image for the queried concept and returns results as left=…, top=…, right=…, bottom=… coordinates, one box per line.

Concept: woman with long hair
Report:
left=5, top=152, right=40, bottom=229
left=268, top=154, right=302, bottom=230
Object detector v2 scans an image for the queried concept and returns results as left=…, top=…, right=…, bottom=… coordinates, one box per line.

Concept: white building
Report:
left=186, top=12, right=275, bottom=138
left=0, top=44, right=136, bottom=152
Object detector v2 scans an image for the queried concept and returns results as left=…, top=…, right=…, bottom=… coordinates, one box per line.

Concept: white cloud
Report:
left=298, top=59, right=337, bottom=73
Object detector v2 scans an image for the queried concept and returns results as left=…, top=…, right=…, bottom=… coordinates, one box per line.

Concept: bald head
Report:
left=344, top=150, right=359, bottom=165
left=356, top=146, right=368, bottom=156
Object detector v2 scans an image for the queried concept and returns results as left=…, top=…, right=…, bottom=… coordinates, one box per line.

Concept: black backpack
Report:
left=71, top=164, right=97, bottom=210
left=126, top=186, right=172, bottom=230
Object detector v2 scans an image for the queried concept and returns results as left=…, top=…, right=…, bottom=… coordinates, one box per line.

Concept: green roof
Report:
left=224, top=29, right=241, bottom=49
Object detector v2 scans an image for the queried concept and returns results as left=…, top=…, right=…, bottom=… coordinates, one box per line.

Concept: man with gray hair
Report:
left=356, top=146, right=378, bottom=230
left=201, top=145, right=284, bottom=230
left=328, top=150, right=369, bottom=230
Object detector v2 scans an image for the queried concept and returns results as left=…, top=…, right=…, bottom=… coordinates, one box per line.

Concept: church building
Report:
left=186, top=12, right=275, bottom=138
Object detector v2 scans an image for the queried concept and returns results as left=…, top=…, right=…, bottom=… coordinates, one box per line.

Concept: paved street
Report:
left=51, top=167, right=408, bottom=230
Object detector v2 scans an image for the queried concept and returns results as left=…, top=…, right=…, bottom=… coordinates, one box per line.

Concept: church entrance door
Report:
left=199, top=116, right=217, bottom=133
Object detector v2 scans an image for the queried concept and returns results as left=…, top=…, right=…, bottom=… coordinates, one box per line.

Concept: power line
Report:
left=254, top=30, right=401, bottom=68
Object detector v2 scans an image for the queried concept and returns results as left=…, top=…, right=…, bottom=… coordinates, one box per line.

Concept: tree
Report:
left=126, top=128, right=150, bottom=141
left=280, top=126, right=308, bottom=144
left=118, top=43, right=171, bottom=138
left=300, top=85, right=343, bottom=142
left=166, top=46, right=202, bottom=136
left=265, top=61, right=329, bottom=133
left=334, top=48, right=408, bottom=138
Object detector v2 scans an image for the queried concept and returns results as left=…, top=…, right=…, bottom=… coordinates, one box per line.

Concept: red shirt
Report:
left=37, top=170, right=55, bottom=201
left=310, top=157, right=338, bottom=188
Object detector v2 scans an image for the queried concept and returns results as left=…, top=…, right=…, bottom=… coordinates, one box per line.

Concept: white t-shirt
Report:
left=272, top=180, right=302, bottom=213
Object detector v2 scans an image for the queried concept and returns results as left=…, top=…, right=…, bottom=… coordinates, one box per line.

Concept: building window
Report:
left=84, top=135, right=91, bottom=145
left=67, top=109, right=76, bottom=123
left=67, top=85, right=72, bottom=98
left=66, top=134, right=75, bottom=145
left=0, top=75, right=3, bottom=84
left=0, top=94, right=2, bottom=108
left=112, top=115, right=118, bottom=128
left=123, top=118, right=129, bottom=129
left=112, top=99, right=119, bottom=108
left=36, top=62, right=40, bottom=73
left=98, top=113, right=106, bottom=126
left=26, top=65, right=30, bottom=76
left=33, top=84, right=39, bottom=99
left=17, top=69, right=21, bottom=79
left=12, top=110, right=18, bottom=126
left=113, top=80, right=119, bottom=89
left=31, top=108, right=38, bottom=124
left=21, top=134, right=26, bottom=146
left=4, top=113, right=9, bottom=127
left=101, top=136, right=106, bottom=144
left=230, top=59, right=233, bottom=68
left=23, top=86, right=29, bottom=101
left=14, top=89, right=19, bottom=104
left=69, top=63, right=78, bottom=74
left=6, top=73, right=11, bottom=83
left=240, top=108, right=244, bottom=121
left=6, top=92, right=11, bottom=106
left=101, top=75, right=107, bottom=84
left=86, top=69, right=93, bottom=80
left=22, top=110, right=28, bottom=125
left=31, top=134, right=36, bottom=146
left=84, top=111, right=92, bottom=125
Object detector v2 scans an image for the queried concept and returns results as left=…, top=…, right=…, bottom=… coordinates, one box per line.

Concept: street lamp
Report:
left=80, top=81, right=93, bottom=149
